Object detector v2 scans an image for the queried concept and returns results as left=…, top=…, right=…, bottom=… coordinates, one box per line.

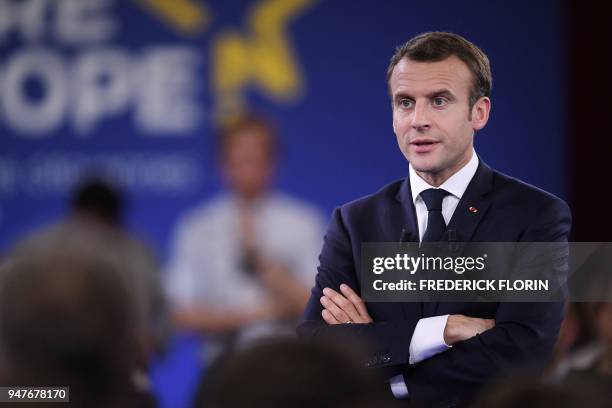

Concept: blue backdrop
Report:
left=0, top=0, right=567, bottom=258
left=0, top=1, right=567, bottom=407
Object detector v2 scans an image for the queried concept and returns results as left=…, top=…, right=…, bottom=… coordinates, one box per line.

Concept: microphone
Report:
left=445, top=229, right=461, bottom=252
left=399, top=228, right=415, bottom=243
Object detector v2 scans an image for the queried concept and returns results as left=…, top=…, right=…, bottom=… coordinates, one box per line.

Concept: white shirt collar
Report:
left=409, top=149, right=479, bottom=203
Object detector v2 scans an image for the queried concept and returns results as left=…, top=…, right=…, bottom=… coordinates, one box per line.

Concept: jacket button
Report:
left=381, top=354, right=391, bottom=363
left=365, top=355, right=378, bottom=367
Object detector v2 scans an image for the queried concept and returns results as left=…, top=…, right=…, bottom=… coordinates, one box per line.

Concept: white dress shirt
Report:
left=390, top=149, right=479, bottom=398
left=165, top=192, right=325, bottom=361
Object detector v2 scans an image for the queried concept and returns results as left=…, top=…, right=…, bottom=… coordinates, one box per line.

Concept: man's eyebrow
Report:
left=393, top=89, right=456, bottom=102
left=393, top=92, right=414, bottom=102
left=426, top=89, right=455, bottom=99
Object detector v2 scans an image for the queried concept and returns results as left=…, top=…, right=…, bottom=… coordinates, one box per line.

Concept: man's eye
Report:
left=432, top=97, right=448, bottom=107
left=400, top=99, right=413, bottom=108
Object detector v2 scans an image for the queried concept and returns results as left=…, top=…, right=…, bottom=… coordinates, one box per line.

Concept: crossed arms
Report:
left=320, top=283, right=495, bottom=346
left=297, top=199, right=571, bottom=401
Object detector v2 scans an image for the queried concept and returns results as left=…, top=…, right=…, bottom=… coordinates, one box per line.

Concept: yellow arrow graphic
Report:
left=212, top=0, right=316, bottom=122
left=135, top=0, right=210, bottom=36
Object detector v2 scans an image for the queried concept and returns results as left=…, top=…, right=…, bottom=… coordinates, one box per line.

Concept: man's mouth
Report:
left=410, top=139, right=440, bottom=153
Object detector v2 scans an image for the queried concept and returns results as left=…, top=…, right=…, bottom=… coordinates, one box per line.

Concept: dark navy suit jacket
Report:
left=297, top=160, right=571, bottom=407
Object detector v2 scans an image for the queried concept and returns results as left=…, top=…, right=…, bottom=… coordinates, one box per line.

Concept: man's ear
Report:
left=471, top=96, right=491, bottom=131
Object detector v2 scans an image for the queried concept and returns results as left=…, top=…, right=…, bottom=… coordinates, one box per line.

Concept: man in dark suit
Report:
left=297, top=32, right=571, bottom=407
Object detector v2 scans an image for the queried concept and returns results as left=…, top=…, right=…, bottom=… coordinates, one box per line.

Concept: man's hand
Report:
left=443, top=314, right=495, bottom=345
left=320, top=284, right=373, bottom=324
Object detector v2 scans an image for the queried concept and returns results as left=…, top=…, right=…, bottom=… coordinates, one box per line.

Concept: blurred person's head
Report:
left=0, top=245, right=138, bottom=407
left=595, top=302, right=612, bottom=344
left=593, top=302, right=612, bottom=376
left=218, top=114, right=278, bottom=201
left=197, top=339, right=395, bottom=408
left=71, top=176, right=123, bottom=225
left=472, top=377, right=605, bottom=408
left=550, top=302, right=581, bottom=367
left=566, top=302, right=603, bottom=348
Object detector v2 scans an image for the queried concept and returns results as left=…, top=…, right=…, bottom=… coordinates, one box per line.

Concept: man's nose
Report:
left=411, top=101, right=431, bottom=131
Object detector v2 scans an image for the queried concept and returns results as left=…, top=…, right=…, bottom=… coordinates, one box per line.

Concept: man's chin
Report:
left=409, top=159, right=441, bottom=174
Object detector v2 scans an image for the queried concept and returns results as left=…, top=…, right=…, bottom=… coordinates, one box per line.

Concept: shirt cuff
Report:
left=409, top=314, right=452, bottom=365
left=389, top=374, right=409, bottom=399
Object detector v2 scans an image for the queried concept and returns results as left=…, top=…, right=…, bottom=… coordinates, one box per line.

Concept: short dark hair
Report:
left=71, top=177, right=122, bottom=224
left=387, top=31, right=492, bottom=109
left=197, top=339, right=393, bottom=408
left=0, top=247, right=137, bottom=406
left=216, top=113, right=278, bottom=159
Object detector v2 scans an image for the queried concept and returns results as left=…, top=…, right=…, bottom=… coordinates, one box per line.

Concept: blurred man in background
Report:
left=12, top=177, right=170, bottom=380
left=548, top=302, right=612, bottom=381
left=165, top=114, right=324, bottom=365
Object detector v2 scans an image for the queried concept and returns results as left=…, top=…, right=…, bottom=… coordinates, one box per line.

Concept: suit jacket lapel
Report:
left=446, top=158, right=494, bottom=242
left=393, top=177, right=422, bottom=320
left=395, top=176, right=419, bottom=242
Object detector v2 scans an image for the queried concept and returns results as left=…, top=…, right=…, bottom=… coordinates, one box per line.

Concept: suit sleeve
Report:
left=403, top=198, right=572, bottom=404
left=297, top=207, right=419, bottom=370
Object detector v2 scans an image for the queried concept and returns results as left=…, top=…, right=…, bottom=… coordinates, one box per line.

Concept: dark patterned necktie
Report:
left=420, top=188, right=450, bottom=242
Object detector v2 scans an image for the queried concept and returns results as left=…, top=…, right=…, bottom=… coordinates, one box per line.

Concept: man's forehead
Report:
left=390, top=56, right=472, bottom=95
